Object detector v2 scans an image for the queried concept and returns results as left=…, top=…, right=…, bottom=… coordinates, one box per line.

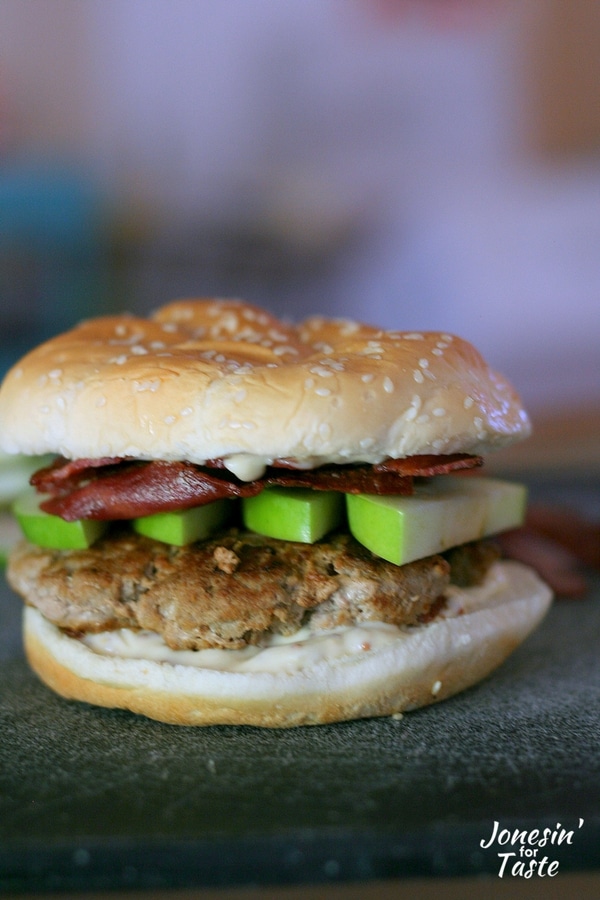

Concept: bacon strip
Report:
left=373, top=453, right=482, bottom=477
left=39, top=461, right=263, bottom=521
left=35, top=453, right=482, bottom=522
left=31, top=456, right=126, bottom=493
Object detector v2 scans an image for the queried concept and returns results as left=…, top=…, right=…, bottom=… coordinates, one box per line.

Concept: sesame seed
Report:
left=131, top=345, right=148, bottom=355
left=180, top=406, right=193, bottom=416
left=133, top=379, right=160, bottom=392
left=432, top=348, right=443, bottom=356
left=269, top=329, right=289, bottom=342
left=48, top=369, right=63, bottom=379
left=173, top=306, right=194, bottom=321
left=432, top=407, right=446, bottom=417
left=361, top=373, right=374, bottom=383
left=464, top=396, right=474, bottom=409
left=318, top=422, right=332, bottom=440
left=403, top=332, right=424, bottom=341
left=234, top=389, right=247, bottom=403
left=418, top=358, right=429, bottom=369
left=431, top=680, right=442, bottom=696
left=304, top=378, right=315, bottom=390
left=413, top=370, right=424, bottom=384
left=383, top=377, right=394, bottom=393
left=315, top=387, right=331, bottom=397
left=314, top=342, right=334, bottom=355
left=164, top=415, right=176, bottom=425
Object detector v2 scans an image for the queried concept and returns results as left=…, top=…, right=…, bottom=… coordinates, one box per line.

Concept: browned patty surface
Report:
left=7, top=528, right=460, bottom=650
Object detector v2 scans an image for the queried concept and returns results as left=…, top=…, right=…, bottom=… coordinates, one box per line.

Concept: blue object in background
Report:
left=0, top=158, right=111, bottom=376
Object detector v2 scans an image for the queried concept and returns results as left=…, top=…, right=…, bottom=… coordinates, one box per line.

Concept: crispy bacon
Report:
left=39, top=461, right=263, bottom=521
left=373, top=454, right=481, bottom=477
left=31, top=456, right=126, bottom=494
left=34, top=453, right=482, bottom=522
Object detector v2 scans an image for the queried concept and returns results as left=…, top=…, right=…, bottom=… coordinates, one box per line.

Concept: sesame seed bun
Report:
left=0, top=298, right=530, bottom=467
left=22, top=561, right=552, bottom=727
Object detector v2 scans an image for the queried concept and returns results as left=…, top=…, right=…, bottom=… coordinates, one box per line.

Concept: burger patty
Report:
left=7, top=529, right=498, bottom=651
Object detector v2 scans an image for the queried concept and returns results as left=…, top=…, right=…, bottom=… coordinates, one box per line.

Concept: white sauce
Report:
left=81, top=563, right=523, bottom=675
left=82, top=621, right=403, bottom=674
left=222, top=453, right=270, bottom=482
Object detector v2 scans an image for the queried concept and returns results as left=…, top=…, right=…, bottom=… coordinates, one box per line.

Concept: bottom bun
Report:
left=23, top=561, right=552, bottom=727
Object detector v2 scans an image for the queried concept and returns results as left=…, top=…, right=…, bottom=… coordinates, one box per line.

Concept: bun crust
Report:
left=23, top=561, right=552, bottom=727
left=0, top=298, right=530, bottom=466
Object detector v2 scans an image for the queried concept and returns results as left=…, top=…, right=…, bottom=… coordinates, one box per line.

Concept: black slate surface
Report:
left=1, top=478, right=599, bottom=894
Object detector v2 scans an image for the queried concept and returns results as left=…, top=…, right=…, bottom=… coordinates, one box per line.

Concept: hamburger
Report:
left=0, top=298, right=552, bottom=726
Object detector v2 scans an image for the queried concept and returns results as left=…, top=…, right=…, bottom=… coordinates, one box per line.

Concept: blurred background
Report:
left=0, top=0, right=598, bottom=472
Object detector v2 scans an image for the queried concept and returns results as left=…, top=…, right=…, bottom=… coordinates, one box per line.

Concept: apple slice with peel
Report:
left=13, top=488, right=108, bottom=550
left=346, top=476, right=527, bottom=566
left=0, top=452, right=54, bottom=505
left=133, top=499, right=232, bottom=546
left=242, top=487, right=344, bottom=543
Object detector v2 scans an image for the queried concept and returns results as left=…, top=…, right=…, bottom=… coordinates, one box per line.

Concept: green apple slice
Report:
left=242, top=487, right=344, bottom=543
left=0, top=452, right=54, bottom=506
left=346, top=476, right=527, bottom=566
left=13, top=488, right=108, bottom=550
left=133, top=499, right=232, bottom=546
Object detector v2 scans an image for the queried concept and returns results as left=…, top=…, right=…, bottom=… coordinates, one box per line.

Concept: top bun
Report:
left=0, top=298, right=530, bottom=470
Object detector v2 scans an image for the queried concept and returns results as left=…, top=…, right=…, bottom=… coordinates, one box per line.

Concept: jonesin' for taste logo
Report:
left=480, top=819, right=585, bottom=878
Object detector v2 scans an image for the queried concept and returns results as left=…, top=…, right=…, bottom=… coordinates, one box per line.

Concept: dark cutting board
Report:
left=1, top=478, right=599, bottom=895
